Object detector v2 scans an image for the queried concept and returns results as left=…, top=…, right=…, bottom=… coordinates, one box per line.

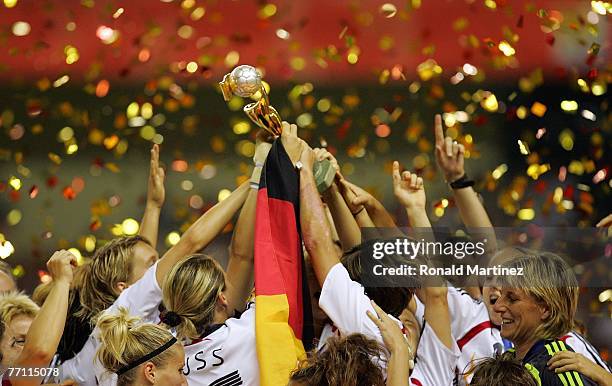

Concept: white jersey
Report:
left=319, top=263, right=459, bottom=385
left=414, top=286, right=502, bottom=385
left=182, top=302, right=258, bottom=386
left=561, top=331, right=611, bottom=372
left=60, top=261, right=163, bottom=386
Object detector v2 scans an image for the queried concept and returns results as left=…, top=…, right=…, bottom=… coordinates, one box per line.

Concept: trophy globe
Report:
left=229, top=65, right=262, bottom=97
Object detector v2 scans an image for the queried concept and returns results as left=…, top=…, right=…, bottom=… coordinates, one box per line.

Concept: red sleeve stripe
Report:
left=457, top=321, right=493, bottom=351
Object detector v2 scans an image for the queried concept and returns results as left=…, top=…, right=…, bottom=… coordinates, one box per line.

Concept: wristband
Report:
left=351, top=206, right=365, bottom=216
left=449, top=174, right=475, bottom=189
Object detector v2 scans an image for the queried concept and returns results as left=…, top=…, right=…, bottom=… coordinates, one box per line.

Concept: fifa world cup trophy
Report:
left=219, top=65, right=282, bottom=136
left=220, top=65, right=335, bottom=192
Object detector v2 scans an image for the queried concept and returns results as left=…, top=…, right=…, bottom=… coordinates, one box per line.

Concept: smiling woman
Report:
left=493, top=252, right=598, bottom=386
left=0, top=292, right=39, bottom=367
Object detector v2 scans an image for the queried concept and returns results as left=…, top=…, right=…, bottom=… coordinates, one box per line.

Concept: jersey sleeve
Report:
left=318, top=263, right=384, bottom=341
left=108, top=261, right=162, bottom=322
left=409, top=323, right=460, bottom=386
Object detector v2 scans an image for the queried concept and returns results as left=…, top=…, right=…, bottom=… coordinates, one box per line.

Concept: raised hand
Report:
left=146, top=144, right=166, bottom=209
left=253, top=129, right=274, bottom=165
left=392, top=161, right=426, bottom=210
left=280, top=121, right=306, bottom=165
left=434, top=114, right=465, bottom=183
left=313, top=147, right=342, bottom=178
left=46, top=250, right=77, bottom=285
left=366, top=300, right=411, bottom=356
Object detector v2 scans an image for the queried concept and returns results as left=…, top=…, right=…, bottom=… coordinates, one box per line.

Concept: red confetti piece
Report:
left=587, top=68, right=598, bottom=80
left=563, top=185, right=574, bottom=199
left=516, top=15, right=524, bottom=28
left=71, top=177, right=85, bottom=194
left=172, top=160, right=189, bottom=172
left=63, top=186, right=76, bottom=200
left=585, top=55, right=595, bottom=66
left=46, top=176, right=58, bottom=188
left=545, top=35, right=555, bottom=46
left=90, top=219, right=102, bottom=231
left=9, top=190, right=20, bottom=202
left=29, top=185, right=39, bottom=198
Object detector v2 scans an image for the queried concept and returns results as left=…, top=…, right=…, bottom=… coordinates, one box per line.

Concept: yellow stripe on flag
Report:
left=256, top=294, right=306, bottom=386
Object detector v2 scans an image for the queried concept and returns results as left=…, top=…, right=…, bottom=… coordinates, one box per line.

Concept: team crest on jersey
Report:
left=210, top=370, right=243, bottom=386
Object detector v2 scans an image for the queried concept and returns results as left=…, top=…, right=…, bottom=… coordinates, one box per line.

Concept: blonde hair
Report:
left=162, top=254, right=225, bottom=340
left=96, top=307, right=179, bottom=386
left=0, top=291, right=39, bottom=324
left=498, top=251, right=578, bottom=340
left=0, top=261, right=15, bottom=286
left=77, top=236, right=149, bottom=320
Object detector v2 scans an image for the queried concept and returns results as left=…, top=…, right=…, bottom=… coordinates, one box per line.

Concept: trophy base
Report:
left=313, top=159, right=336, bottom=193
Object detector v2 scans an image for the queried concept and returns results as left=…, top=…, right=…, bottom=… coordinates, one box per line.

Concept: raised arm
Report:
left=367, top=301, right=411, bottom=386
left=12, top=250, right=76, bottom=386
left=314, top=148, right=362, bottom=251
left=337, top=178, right=376, bottom=228
left=225, top=132, right=273, bottom=312
left=342, top=179, right=400, bottom=230
left=138, top=144, right=165, bottom=248
left=299, top=146, right=342, bottom=286
left=156, top=181, right=249, bottom=286
left=392, top=161, right=430, bottom=229
left=433, top=114, right=496, bottom=241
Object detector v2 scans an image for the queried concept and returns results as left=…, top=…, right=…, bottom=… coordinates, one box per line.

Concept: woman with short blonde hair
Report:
left=494, top=252, right=596, bottom=385
left=0, top=291, right=40, bottom=367
left=96, top=307, right=186, bottom=386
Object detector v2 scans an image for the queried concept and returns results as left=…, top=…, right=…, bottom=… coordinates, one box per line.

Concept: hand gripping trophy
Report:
left=220, top=65, right=335, bottom=192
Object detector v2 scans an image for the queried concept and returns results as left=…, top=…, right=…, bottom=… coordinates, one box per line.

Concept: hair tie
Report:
left=160, top=311, right=182, bottom=327
left=116, top=337, right=177, bottom=376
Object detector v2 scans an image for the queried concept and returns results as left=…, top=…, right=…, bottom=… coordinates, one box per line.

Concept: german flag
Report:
left=254, top=140, right=313, bottom=386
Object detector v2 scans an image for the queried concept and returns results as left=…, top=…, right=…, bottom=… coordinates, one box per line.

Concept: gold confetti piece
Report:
left=105, top=163, right=121, bottom=173
left=530, top=102, right=547, bottom=117
left=416, top=59, right=442, bottom=81
left=492, top=164, right=508, bottom=180
left=12, top=21, right=30, bottom=36
left=518, top=140, right=530, bottom=155
left=112, top=7, right=124, bottom=18
left=380, top=3, right=397, bottom=18
left=591, top=1, right=610, bottom=15
left=559, top=129, right=574, bottom=150
left=103, top=135, right=119, bottom=150
left=48, top=152, right=62, bottom=165
left=481, top=93, right=498, bottom=112
left=498, top=40, right=516, bottom=56
left=560, top=100, right=578, bottom=112
left=53, top=75, right=70, bottom=88
left=517, top=208, right=535, bottom=220
left=64, top=45, right=79, bottom=65
left=526, top=163, right=550, bottom=180
left=96, top=25, right=119, bottom=44
left=258, top=3, right=277, bottom=19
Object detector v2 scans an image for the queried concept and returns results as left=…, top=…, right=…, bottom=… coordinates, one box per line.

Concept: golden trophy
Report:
left=219, top=65, right=282, bottom=136
left=220, top=65, right=336, bottom=192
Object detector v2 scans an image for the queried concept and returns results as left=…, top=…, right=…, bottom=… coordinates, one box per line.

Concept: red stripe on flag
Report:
left=457, top=321, right=493, bottom=351
left=254, top=188, right=303, bottom=339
